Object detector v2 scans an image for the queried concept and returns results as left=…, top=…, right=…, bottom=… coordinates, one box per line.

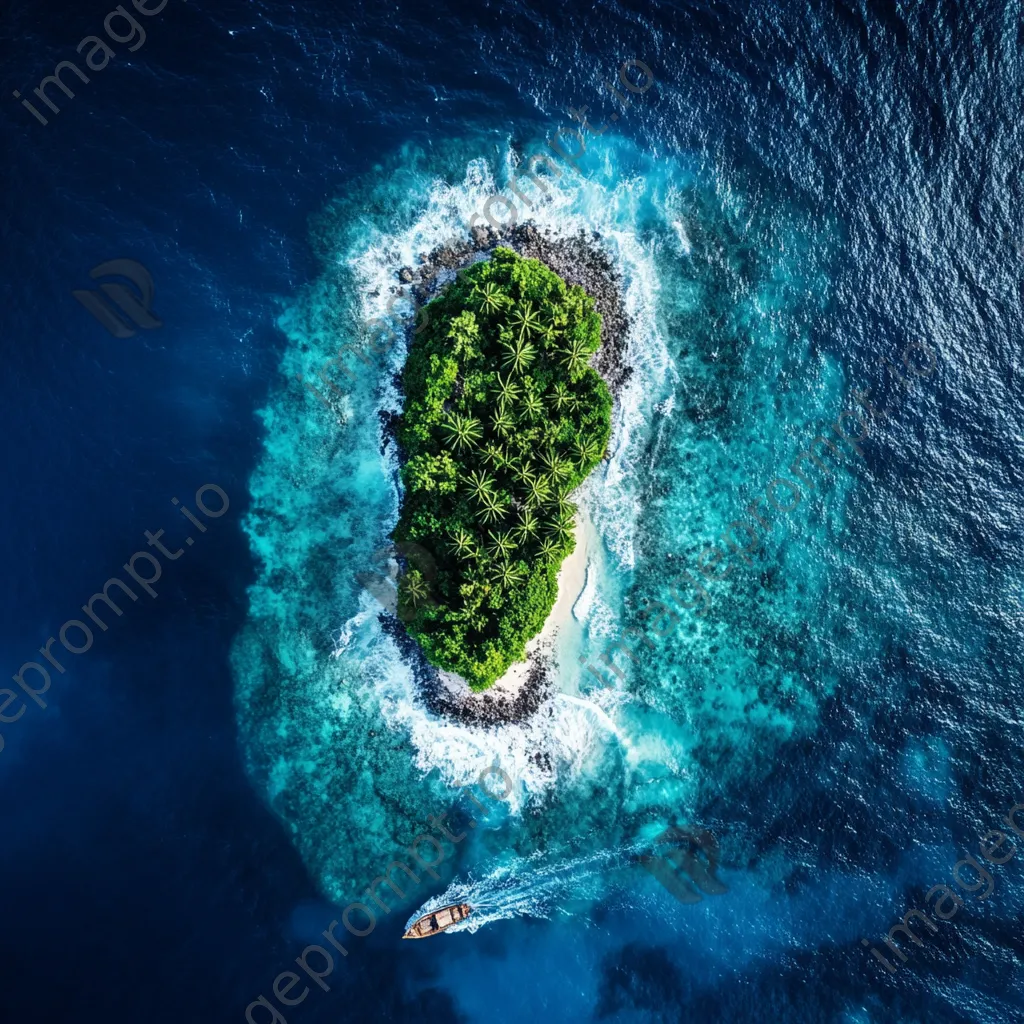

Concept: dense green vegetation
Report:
left=393, top=247, right=612, bottom=690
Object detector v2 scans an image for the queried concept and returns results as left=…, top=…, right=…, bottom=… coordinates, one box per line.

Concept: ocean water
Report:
left=2, top=0, right=1023, bottom=1022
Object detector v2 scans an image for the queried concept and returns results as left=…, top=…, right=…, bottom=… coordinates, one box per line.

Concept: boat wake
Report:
left=233, top=127, right=745, bottom=906
left=405, top=841, right=645, bottom=935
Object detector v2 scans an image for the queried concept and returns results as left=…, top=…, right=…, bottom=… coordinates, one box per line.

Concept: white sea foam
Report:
left=405, top=840, right=642, bottom=932
left=671, top=218, right=693, bottom=255
left=332, top=137, right=685, bottom=807
left=236, top=129, right=834, bottom=925
left=370, top=635, right=612, bottom=811
left=333, top=604, right=376, bottom=657
left=556, top=693, right=630, bottom=749
left=571, top=559, right=596, bottom=624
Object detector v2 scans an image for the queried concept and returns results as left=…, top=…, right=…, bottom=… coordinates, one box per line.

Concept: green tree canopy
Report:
left=393, top=247, right=611, bottom=690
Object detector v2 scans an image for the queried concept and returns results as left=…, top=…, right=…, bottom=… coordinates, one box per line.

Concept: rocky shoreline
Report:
left=383, top=616, right=555, bottom=728
left=402, top=220, right=634, bottom=398
left=379, top=219, right=632, bottom=729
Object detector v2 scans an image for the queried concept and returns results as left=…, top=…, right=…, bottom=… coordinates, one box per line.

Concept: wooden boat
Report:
left=402, top=903, right=472, bottom=939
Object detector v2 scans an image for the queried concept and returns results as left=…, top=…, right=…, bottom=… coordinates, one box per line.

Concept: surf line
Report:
left=467, top=57, right=656, bottom=236
left=295, top=57, right=656, bottom=414
left=2, top=483, right=229, bottom=755
left=244, top=763, right=515, bottom=1024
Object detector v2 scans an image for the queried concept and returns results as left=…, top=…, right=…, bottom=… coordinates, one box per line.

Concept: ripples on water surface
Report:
left=1, top=0, right=1023, bottom=1021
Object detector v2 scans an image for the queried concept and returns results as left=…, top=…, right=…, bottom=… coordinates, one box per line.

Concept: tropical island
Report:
left=393, top=246, right=612, bottom=691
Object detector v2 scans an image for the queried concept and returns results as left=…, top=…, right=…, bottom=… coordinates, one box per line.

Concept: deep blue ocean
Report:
left=2, top=1, right=1024, bottom=1021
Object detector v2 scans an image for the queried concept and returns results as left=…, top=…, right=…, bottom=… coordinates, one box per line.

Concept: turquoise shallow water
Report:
left=226, top=9, right=1024, bottom=1019
left=5, top=2, right=1024, bottom=1021
left=232, top=129, right=870, bottom=918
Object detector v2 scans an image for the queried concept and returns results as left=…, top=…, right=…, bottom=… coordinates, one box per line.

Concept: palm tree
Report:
left=486, top=529, right=516, bottom=560
left=448, top=525, right=476, bottom=560
left=546, top=512, right=575, bottom=546
left=539, top=320, right=560, bottom=349
left=537, top=448, right=558, bottom=476
left=539, top=447, right=572, bottom=482
left=400, top=570, right=430, bottom=608
left=523, top=473, right=551, bottom=508
left=441, top=413, right=483, bottom=453
left=559, top=336, right=590, bottom=377
left=522, top=391, right=544, bottom=420
left=501, top=336, right=537, bottom=375
left=492, top=408, right=516, bottom=438
left=549, top=381, right=572, bottom=414
left=500, top=448, right=523, bottom=477
left=536, top=537, right=558, bottom=560
left=474, top=282, right=509, bottom=316
left=546, top=493, right=576, bottom=520
left=489, top=560, right=526, bottom=589
left=481, top=443, right=508, bottom=470
left=512, top=508, right=539, bottom=544
left=476, top=491, right=508, bottom=525
left=465, top=468, right=495, bottom=504
left=510, top=300, right=544, bottom=341
left=492, top=373, right=522, bottom=408
left=572, top=436, right=602, bottom=471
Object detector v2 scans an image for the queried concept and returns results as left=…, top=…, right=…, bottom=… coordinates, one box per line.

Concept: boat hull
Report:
left=402, top=902, right=473, bottom=939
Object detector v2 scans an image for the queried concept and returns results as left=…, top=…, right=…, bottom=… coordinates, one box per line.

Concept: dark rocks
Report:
left=402, top=219, right=634, bottom=400
left=505, top=223, right=633, bottom=395
left=381, top=616, right=553, bottom=728
left=377, top=217, right=635, bottom=728
left=378, top=408, right=399, bottom=445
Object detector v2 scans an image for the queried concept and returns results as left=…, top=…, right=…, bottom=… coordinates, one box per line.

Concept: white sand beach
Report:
left=437, top=508, right=591, bottom=700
